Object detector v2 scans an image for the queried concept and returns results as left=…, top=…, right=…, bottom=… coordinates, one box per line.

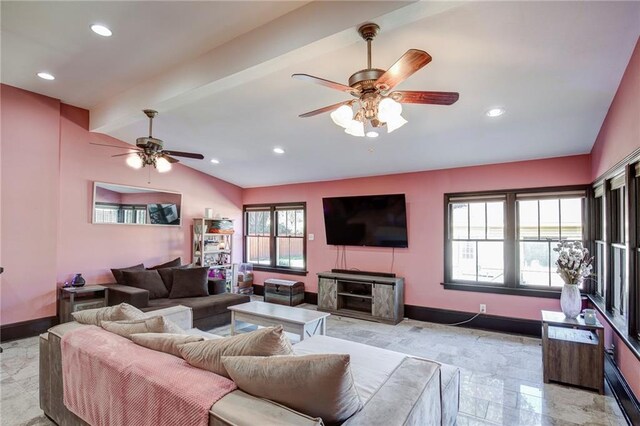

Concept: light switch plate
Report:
left=308, top=233, right=315, bottom=241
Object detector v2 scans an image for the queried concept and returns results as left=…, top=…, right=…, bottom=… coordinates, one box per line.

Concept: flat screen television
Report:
left=322, top=194, right=408, bottom=248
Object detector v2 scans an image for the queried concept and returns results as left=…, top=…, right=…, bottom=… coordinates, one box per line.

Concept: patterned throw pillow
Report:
left=178, top=326, right=293, bottom=378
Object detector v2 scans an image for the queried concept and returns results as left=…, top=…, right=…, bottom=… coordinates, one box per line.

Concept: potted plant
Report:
left=554, top=241, right=593, bottom=318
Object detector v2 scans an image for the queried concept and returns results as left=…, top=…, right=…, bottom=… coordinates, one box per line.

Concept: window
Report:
left=517, top=197, right=583, bottom=287
left=449, top=200, right=504, bottom=283
left=609, top=174, right=627, bottom=318
left=444, top=186, right=587, bottom=295
left=593, top=186, right=605, bottom=297
left=243, top=203, right=307, bottom=274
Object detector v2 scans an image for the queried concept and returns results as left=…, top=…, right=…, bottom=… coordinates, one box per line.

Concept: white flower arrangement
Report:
left=553, top=241, right=593, bottom=285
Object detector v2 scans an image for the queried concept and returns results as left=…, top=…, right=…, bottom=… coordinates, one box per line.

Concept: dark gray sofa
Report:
left=107, top=279, right=249, bottom=329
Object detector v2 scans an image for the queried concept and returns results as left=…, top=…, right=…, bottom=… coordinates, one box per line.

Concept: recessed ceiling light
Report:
left=486, top=108, right=505, bottom=117
left=273, top=147, right=285, bottom=154
left=210, top=158, right=220, bottom=164
left=366, top=131, right=379, bottom=138
left=37, top=72, right=55, bottom=80
left=91, top=24, right=112, bottom=37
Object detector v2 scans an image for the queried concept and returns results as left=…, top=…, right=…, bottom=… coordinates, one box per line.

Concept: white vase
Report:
left=560, top=284, right=582, bottom=319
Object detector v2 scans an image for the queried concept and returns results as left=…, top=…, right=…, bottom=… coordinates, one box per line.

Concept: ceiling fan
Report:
left=91, top=109, right=204, bottom=173
left=292, top=23, right=459, bottom=137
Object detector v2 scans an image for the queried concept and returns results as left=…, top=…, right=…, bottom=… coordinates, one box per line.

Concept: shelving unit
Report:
left=192, top=218, right=234, bottom=275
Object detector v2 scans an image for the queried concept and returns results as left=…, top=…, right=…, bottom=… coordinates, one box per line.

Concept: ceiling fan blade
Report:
left=111, top=152, right=140, bottom=158
left=161, top=150, right=204, bottom=160
left=161, top=154, right=180, bottom=164
left=90, top=142, right=139, bottom=150
left=292, top=74, right=357, bottom=94
left=299, top=100, right=354, bottom=118
left=391, top=90, right=459, bottom=105
left=375, top=49, right=432, bottom=92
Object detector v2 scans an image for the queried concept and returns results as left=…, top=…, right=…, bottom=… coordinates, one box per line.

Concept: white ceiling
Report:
left=2, top=1, right=639, bottom=188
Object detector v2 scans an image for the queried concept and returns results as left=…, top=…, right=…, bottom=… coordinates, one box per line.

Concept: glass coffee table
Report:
left=228, top=301, right=330, bottom=341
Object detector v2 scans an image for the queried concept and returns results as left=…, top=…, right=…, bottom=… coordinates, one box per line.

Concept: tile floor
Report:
left=0, top=305, right=629, bottom=426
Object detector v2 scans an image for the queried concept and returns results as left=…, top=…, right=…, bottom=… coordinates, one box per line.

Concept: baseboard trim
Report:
left=404, top=305, right=542, bottom=337
left=605, top=352, right=640, bottom=425
left=0, top=316, right=58, bottom=342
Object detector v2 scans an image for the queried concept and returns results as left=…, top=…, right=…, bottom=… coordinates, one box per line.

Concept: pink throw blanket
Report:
left=62, top=326, right=236, bottom=426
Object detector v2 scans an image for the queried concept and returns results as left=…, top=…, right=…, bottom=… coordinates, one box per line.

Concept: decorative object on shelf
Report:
left=90, top=110, right=204, bottom=173
left=205, top=208, right=214, bottom=219
left=292, top=22, right=458, bottom=137
left=583, top=308, right=597, bottom=325
left=71, top=274, right=86, bottom=288
left=193, top=217, right=234, bottom=277
left=554, top=241, right=593, bottom=319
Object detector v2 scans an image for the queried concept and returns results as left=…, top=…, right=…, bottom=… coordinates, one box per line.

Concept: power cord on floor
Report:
left=441, top=312, right=482, bottom=326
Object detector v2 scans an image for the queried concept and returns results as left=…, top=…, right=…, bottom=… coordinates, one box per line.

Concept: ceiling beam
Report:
left=90, top=1, right=466, bottom=134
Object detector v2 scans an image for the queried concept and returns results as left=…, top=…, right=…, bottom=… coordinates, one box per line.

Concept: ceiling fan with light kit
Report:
left=293, top=23, right=459, bottom=138
left=91, top=109, right=204, bottom=173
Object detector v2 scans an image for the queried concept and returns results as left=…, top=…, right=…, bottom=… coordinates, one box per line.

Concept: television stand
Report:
left=317, top=271, right=404, bottom=324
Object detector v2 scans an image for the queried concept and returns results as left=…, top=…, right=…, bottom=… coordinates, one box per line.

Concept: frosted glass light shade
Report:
left=330, top=105, right=353, bottom=128
left=345, top=120, right=365, bottom=137
left=377, top=97, right=402, bottom=123
left=156, top=157, right=172, bottom=173
left=126, top=154, right=143, bottom=169
left=386, top=115, right=408, bottom=133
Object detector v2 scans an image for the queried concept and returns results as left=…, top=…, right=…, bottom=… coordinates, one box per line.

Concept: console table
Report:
left=317, top=271, right=404, bottom=324
left=541, top=310, right=604, bottom=394
left=59, top=285, right=108, bottom=323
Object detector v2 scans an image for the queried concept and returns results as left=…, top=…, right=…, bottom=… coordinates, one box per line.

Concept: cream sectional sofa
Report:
left=39, top=306, right=459, bottom=425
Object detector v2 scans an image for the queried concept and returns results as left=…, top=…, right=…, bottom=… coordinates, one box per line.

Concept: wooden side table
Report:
left=541, top=310, right=604, bottom=394
left=59, top=285, right=109, bottom=323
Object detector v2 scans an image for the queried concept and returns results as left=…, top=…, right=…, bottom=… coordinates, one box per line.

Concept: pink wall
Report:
left=1, top=85, right=61, bottom=324
left=589, top=39, right=640, bottom=401
left=95, top=186, right=122, bottom=204
left=243, top=154, right=592, bottom=321
left=119, top=191, right=181, bottom=206
left=0, top=86, right=243, bottom=325
left=591, top=38, right=640, bottom=180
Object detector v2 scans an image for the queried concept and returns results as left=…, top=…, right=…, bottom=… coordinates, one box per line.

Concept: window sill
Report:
left=588, top=294, right=640, bottom=361
left=442, top=282, right=565, bottom=299
left=250, top=266, right=308, bottom=277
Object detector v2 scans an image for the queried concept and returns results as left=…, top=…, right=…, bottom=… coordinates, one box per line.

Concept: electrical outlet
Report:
left=480, top=304, right=487, bottom=314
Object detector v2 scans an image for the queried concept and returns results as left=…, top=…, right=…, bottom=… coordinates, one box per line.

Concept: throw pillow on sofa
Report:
left=110, top=263, right=145, bottom=284
left=71, top=303, right=144, bottom=326
left=222, top=354, right=362, bottom=424
left=122, top=270, right=170, bottom=299
left=131, top=333, right=204, bottom=357
left=178, top=326, right=293, bottom=378
left=169, top=267, right=209, bottom=299
left=102, top=316, right=185, bottom=339
left=157, top=265, right=190, bottom=293
left=147, top=257, right=182, bottom=270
